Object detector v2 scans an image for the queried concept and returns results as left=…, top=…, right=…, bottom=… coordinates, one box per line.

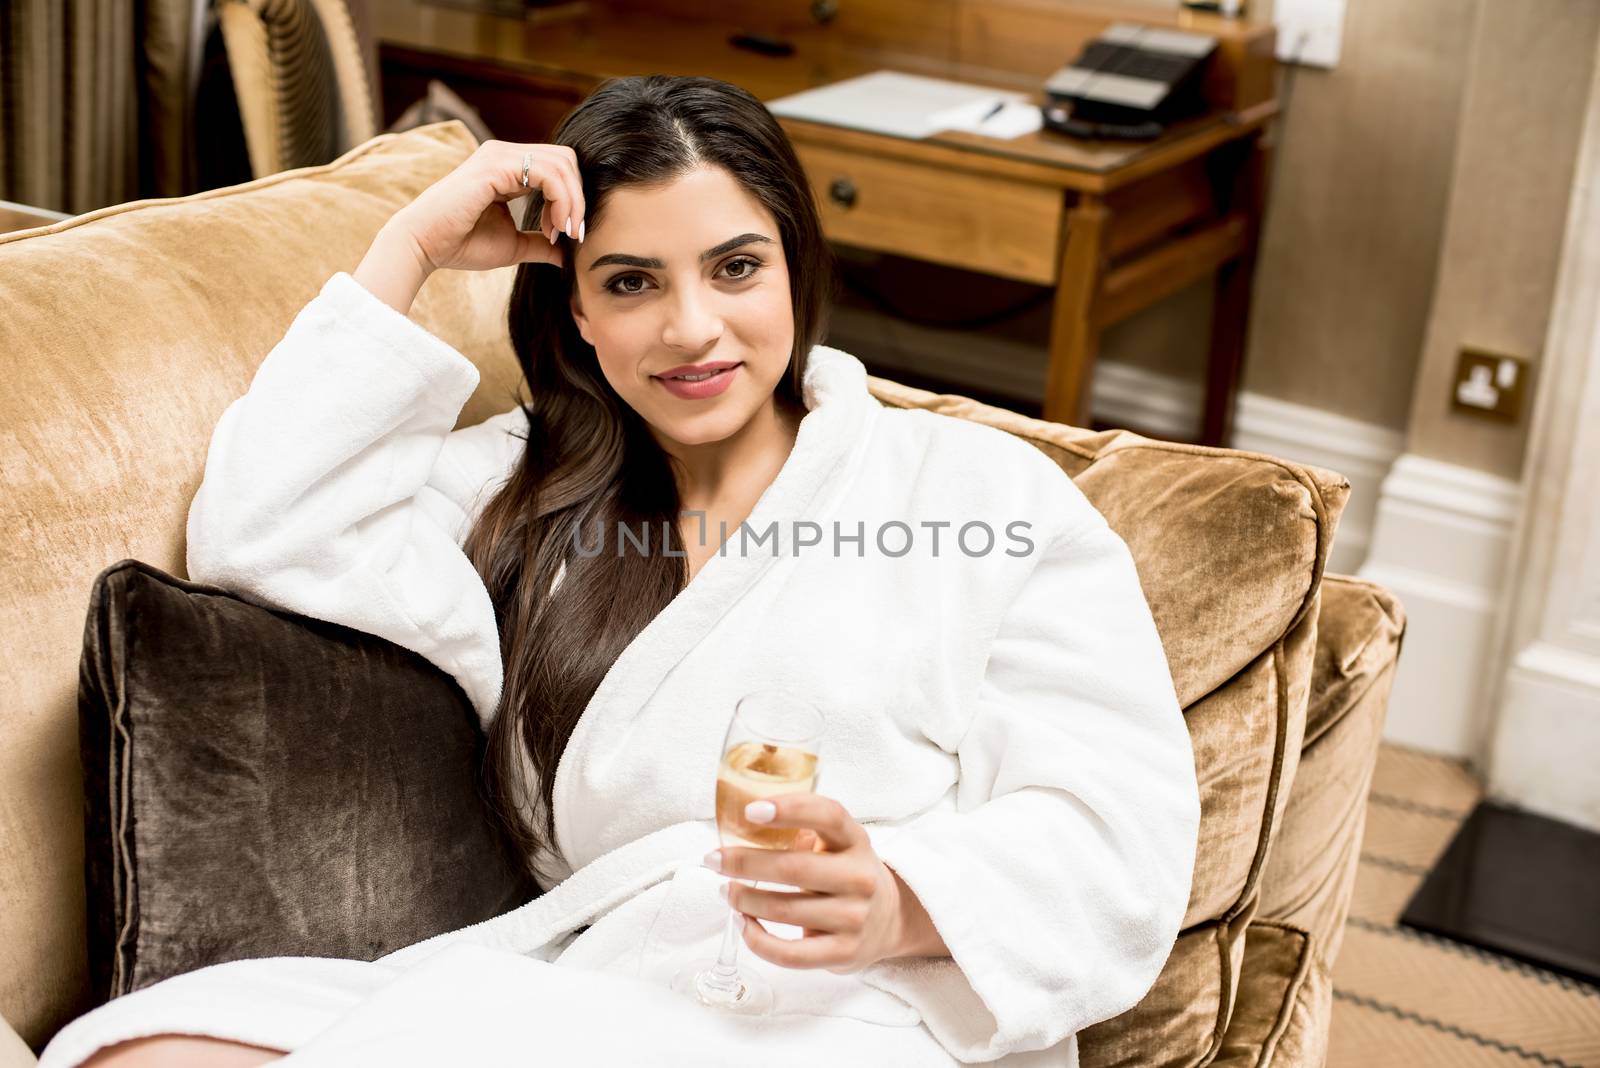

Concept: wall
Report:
left=1238, top=0, right=1477, bottom=429
left=1404, top=0, right=1600, bottom=480
left=1356, top=0, right=1600, bottom=760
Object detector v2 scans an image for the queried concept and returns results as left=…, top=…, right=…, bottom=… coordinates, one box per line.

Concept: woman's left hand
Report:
left=704, top=792, right=946, bottom=974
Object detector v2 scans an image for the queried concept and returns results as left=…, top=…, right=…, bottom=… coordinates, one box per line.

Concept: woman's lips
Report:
left=652, top=361, right=742, bottom=400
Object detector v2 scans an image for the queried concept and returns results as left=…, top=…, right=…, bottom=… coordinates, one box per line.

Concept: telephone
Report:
left=1042, top=22, right=1218, bottom=140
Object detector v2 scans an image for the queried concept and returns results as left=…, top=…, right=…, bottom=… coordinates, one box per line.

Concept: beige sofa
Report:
left=0, top=121, right=1403, bottom=1065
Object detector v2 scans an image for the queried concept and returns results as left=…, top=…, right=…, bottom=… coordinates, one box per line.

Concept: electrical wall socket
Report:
left=1451, top=347, right=1528, bottom=422
left=1275, top=0, right=1348, bottom=69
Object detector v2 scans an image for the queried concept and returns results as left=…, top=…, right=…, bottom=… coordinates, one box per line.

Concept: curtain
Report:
left=0, top=0, right=198, bottom=215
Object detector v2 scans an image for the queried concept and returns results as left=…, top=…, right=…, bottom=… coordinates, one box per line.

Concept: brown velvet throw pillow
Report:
left=78, top=559, right=537, bottom=1001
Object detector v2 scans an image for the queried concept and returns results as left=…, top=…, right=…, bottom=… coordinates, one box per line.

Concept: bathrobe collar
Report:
left=550, top=343, right=879, bottom=869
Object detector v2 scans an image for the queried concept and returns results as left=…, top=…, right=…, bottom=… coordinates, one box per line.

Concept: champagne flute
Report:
left=671, top=691, right=824, bottom=1014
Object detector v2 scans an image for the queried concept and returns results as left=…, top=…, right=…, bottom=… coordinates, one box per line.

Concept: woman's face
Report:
left=568, top=165, right=796, bottom=449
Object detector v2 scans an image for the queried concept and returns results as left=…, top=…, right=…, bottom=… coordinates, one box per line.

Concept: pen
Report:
left=980, top=99, right=1007, bottom=124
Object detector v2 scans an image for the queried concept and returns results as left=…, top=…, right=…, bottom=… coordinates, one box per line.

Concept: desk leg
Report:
left=1044, top=195, right=1109, bottom=427
left=1201, top=134, right=1268, bottom=446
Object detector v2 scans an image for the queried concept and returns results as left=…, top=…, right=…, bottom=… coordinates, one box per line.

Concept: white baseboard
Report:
left=1358, top=454, right=1523, bottom=760
left=1088, top=360, right=1201, bottom=440
left=1489, top=642, right=1600, bottom=832
left=829, top=306, right=1405, bottom=575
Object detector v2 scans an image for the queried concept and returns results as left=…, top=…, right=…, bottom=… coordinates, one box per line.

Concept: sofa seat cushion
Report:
left=1084, top=916, right=1330, bottom=1068
left=1079, top=910, right=1250, bottom=1068
left=1212, top=921, right=1332, bottom=1067
left=78, top=559, right=534, bottom=1001
left=1257, top=575, right=1405, bottom=961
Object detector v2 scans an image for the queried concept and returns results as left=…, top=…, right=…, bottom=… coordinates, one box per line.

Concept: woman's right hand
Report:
left=354, top=140, right=586, bottom=314
left=395, top=139, right=585, bottom=273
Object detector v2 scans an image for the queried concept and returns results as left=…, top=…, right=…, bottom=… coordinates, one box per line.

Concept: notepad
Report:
left=768, top=70, right=1037, bottom=140
left=942, top=99, right=1044, bottom=139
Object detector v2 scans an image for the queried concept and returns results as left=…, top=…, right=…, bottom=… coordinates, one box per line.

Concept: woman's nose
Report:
left=660, top=285, right=723, bottom=351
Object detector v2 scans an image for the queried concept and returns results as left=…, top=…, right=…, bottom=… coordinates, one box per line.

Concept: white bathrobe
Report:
left=41, top=272, right=1200, bottom=1067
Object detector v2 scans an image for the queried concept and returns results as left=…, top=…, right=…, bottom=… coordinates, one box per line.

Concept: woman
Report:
left=43, top=75, right=1199, bottom=1067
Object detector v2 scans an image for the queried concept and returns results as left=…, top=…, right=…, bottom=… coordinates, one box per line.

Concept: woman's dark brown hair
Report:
left=462, top=74, right=836, bottom=883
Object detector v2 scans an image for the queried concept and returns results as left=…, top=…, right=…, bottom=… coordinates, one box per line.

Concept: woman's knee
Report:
left=78, top=1033, right=287, bottom=1067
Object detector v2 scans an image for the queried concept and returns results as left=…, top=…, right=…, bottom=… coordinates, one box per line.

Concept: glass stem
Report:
left=710, top=888, right=744, bottom=982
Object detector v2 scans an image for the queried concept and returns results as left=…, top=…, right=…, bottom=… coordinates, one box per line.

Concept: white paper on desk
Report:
left=768, top=70, right=1030, bottom=140
left=938, top=99, right=1044, bottom=139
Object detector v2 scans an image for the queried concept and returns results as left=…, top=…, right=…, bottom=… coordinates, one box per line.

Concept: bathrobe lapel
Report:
left=550, top=345, right=878, bottom=872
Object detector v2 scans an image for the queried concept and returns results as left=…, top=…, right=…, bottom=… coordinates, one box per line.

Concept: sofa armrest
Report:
left=1256, top=574, right=1405, bottom=964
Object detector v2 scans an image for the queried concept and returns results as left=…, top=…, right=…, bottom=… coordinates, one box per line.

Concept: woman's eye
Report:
left=604, top=273, right=648, bottom=296
left=602, top=257, right=762, bottom=296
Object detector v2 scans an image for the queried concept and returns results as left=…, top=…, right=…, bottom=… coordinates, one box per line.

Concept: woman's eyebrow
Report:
left=587, top=233, right=775, bottom=271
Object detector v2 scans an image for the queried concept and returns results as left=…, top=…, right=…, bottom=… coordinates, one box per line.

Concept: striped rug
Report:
left=1328, top=744, right=1600, bottom=1067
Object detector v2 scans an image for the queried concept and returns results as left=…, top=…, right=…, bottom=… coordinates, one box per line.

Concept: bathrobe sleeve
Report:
left=185, top=271, right=525, bottom=728
left=860, top=494, right=1201, bottom=1062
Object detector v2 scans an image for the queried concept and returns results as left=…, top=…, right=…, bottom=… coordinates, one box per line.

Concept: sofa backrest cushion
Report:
left=0, top=120, right=513, bottom=1046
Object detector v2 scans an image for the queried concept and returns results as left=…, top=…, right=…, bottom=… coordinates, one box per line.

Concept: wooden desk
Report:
left=0, top=199, right=71, bottom=236
left=376, top=0, right=1276, bottom=443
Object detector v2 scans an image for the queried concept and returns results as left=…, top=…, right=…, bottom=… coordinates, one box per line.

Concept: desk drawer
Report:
left=793, top=143, right=1062, bottom=286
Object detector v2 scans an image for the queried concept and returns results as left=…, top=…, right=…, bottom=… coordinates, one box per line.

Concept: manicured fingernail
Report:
left=718, top=883, right=730, bottom=903
left=703, top=850, right=722, bottom=873
left=578, top=219, right=585, bottom=242
left=564, top=216, right=572, bottom=237
left=745, top=800, right=775, bottom=824
left=732, top=912, right=746, bottom=931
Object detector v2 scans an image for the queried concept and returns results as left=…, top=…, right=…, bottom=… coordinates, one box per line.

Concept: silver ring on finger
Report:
left=520, top=151, right=532, bottom=189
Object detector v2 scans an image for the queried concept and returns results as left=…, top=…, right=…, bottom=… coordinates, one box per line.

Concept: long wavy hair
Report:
left=462, top=75, right=836, bottom=882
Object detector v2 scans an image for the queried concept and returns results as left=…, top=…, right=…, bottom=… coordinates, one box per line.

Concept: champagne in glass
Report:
left=715, top=741, right=819, bottom=849
left=671, top=691, right=824, bottom=1014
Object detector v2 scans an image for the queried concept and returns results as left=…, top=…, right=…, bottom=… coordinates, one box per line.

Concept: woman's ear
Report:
left=570, top=291, right=595, bottom=346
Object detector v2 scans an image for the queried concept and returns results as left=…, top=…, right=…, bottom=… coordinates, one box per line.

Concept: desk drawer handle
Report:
left=828, top=177, right=857, bottom=209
